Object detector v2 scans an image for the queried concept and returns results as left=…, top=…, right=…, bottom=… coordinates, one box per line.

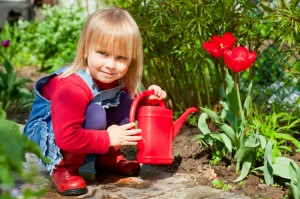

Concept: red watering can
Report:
left=129, top=90, right=197, bottom=164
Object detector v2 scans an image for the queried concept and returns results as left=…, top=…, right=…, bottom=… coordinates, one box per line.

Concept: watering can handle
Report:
left=129, top=90, right=166, bottom=125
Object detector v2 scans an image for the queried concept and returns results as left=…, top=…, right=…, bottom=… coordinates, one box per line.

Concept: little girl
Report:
left=24, top=7, right=166, bottom=196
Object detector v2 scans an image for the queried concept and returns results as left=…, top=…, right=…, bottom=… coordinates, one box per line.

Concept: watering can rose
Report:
left=202, top=32, right=236, bottom=58
left=223, top=46, right=257, bottom=73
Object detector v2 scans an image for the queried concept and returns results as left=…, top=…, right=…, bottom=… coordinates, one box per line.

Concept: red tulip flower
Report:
left=203, top=32, right=236, bottom=58
left=1, top=40, right=10, bottom=48
left=223, top=46, right=257, bottom=73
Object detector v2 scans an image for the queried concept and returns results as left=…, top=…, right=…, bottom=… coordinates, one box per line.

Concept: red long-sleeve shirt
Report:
left=41, top=73, right=119, bottom=154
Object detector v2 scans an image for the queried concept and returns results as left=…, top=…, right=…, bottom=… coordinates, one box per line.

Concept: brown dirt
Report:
left=12, top=66, right=295, bottom=199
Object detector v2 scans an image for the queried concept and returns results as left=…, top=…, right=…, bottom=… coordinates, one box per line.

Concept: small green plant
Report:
left=212, top=179, right=233, bottom=191
left=250, top=108, right=300, bottom=160
left=0, top=39, right=33, bottom=111
left=0, top=106, right=50, bottom=198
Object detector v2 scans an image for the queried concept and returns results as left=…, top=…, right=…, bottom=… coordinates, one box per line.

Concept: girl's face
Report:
left=86, top=47, right=131, bottom=83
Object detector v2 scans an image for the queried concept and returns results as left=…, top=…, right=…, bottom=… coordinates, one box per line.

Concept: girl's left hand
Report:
left=147, top=85, right=167, bottom=101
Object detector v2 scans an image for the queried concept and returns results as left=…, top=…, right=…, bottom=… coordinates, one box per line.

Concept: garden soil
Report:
left=14, top=67, right=297, bottom=199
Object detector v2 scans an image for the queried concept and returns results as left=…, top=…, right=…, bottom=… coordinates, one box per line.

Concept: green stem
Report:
left=248, top=65, right=254, bottom=120
left=235, top=73, right=245, bottom=144
left=214, top=58, right=221, bottom=95
left=201, top=68, right=211, bottom=108
left=220, top=59, right=226, bottom=90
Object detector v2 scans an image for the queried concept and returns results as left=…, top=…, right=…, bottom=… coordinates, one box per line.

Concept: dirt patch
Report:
left=167, top=127, right=289, bottom=199
left=13, top=66, right=293, bottom=199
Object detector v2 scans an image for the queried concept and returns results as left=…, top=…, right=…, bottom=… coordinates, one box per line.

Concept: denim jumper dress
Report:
left=23, top=67, right=125, bottom=174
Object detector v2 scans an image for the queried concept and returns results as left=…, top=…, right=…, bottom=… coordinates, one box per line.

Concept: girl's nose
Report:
left=106, top=57, right=116, bottom=68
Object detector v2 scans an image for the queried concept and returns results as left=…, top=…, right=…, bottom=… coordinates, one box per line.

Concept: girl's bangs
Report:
left=92, top=30, right=134, bottom=58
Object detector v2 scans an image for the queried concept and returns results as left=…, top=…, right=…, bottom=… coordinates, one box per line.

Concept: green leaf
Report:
left=220, top=100, right=236, bottom=128
left=0, top=152, right=14, bottom=187
left=272, top=157, right=298, bottom=180
left=243, top=81, right=252, bottom=117
left=276, top=133, right=300, bottom=150
left=0, top=120, right=24, bottom=173
left=198, top=112, right=212, bottom=135
left=225, top=72, right=239, bottom=116
left=200, top=107, right=223, bottom=124
left=244, top=133, right=260, bottom=148
left=210, top=134, right=223, bottom=142
left=220, top=133, right=233, bottom=154
left=234, top=153, right=253, bottom=182
left=212, top=179, right=223, bottom=189
left=235, top=146, right=254, bottom=164
left=289, top=183, right=300, bottom=199
left=296, top=165, right=300, bottom=191
left=0, top=107, right=6, bottom=119
left=219, top=123, right=237, bottom=145
left=264, top=140, right=274, bottom=185
left=259, top=135, right=267, bottom=149
left=278, top=145, right=293, bottom=152
left=225, top=71, right=234, bottom=96
left=288, top=161, right=299, bottom=183
left=0, top=119, right=50, bottom=189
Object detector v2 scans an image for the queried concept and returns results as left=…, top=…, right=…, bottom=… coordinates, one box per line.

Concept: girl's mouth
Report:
left=101, top=70, right=114, bottom=75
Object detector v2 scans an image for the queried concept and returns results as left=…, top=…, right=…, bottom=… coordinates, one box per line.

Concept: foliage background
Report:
left=114, top=0, right=299, bottom=116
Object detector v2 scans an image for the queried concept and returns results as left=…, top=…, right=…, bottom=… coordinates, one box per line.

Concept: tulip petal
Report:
left=248, top=52, right=257, bottom=63
left=203, top=41, right=223, bottom=58
left=224, top=49, right=234, bottom=70
left=210, top=35, right=222, bottom=46
left=232, top=46, right=248, bottom=58
left=222, top=32, right=236, bottom=49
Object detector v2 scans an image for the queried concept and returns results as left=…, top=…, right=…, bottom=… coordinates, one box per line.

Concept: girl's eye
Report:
left=118, top=55, right=127, bottom=60
left=99, top=51, right=108, bottom=56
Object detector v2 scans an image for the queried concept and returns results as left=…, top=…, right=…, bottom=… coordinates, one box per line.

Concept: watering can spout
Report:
left=173, top=107, right=198, bottom=139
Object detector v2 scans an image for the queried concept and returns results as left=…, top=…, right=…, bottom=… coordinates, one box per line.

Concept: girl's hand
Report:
left=107, top=122, right=142, bottom=146
left=147, top=85, right=167, bottom=101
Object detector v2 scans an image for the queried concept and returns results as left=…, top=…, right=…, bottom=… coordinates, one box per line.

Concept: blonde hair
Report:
left=61, top=7, right=143, bottom=96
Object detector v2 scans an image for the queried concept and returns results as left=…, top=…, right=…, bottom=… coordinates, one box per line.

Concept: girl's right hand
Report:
left=107, top=122, right=142, bottom=146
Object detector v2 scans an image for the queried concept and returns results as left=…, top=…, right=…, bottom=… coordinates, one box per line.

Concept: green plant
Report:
left=197, top=73, right=264, bottom=181
left=13, top=5, right=85, bottom=72
left=0, top=39, right=33, bottom=111
left=0, top=106, right=50, bottom=198
left=197, top=32, right=259, bottom=181
left=250, top=108, right=300, bottom=160
left=261, top=0, right=300, bottom=50
left=245, top=109, right=300, bottom=188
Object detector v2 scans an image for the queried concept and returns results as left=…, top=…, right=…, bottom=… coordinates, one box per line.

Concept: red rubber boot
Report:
left=51, top=151, right=88, bottom=196
left=95, top=147, right=140, bottom=176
